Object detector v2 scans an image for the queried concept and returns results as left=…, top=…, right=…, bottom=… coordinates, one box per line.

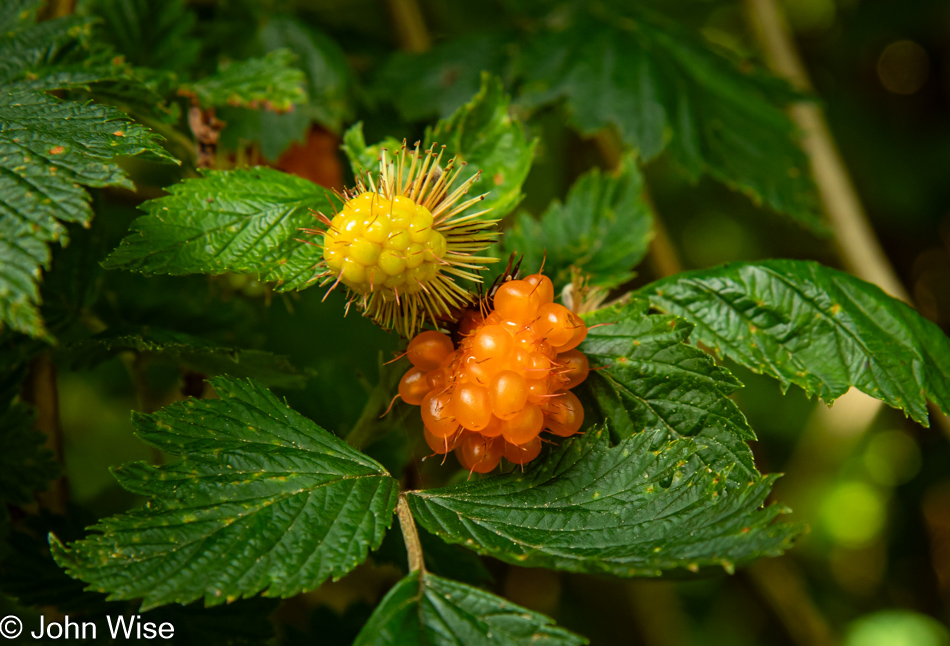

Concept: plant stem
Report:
left=24, top=354, right=68, bottom=514
left=386, top=0, right=431, bottom=52
left=594, top=131, right=684, bottom=277
left=397, top=495, right=424, bottom=572
left=743, top=0, right=907, bottom=302
left=40, top=0, right=75, bottom=19
left=747, top=558, right=836, bottom=646
left=743, top=0, right=950, bottom=438
left=741, top=3, right=948, bottom=640
left=345, top=373, right=395, bottom=451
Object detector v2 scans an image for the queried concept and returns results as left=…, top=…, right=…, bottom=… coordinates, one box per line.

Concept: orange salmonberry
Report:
left=399, top=272, right=590, bottom=472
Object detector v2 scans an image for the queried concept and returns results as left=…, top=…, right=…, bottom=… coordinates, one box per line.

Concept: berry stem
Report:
left=346, top=353, right=403, bottom=451
left=397, top=495, right=425, bottom=573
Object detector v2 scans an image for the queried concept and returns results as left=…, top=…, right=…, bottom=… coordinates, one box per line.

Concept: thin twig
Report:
left=397, top=495, right=424, bottom=573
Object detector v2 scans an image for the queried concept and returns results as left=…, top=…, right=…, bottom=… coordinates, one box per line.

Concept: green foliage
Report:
left=179, top=49, right=306, bottom=111
left=0, top=401, right=59, bottom=507
left=500, top=153, right=652, bottom=288
left=353, top=570, right=586, bottom=646
left=579, top=299, right=757, bottom=480
left=375, top=32, right=511, bottom=121
left=514, top=5, right=823, bottom=230
left=341, top=121, right=403, bottom=175
left=52, top=377, right=399, bottom=609
left=220, top=16, right=353, bottom=160
left=82, top=0, right=201, bottom=72
left=102, top=167, right=328, bottom=291
left=643, top=260, right=950, bottom=426
left=64, top=327, right=313, bottom=388
left=1, top=511, right=110, bottom=614
left=346, top=74, right=534, bottom=221
left=425, top=73, right=536, bottom=220
left=0, top=6, right=175, bottom=339
left=258, top=17, right=352, bottom=132
left=0, top=0, right=39, bottom=29
left=407, top=429, right=798, bottom=577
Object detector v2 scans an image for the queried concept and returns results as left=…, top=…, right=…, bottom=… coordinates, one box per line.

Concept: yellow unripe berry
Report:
left=323, top=192, right=448, bottom=294
left=312, top=142, right=499, bottom=337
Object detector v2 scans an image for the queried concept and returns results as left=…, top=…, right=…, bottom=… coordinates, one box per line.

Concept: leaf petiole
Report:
left=397, top=494, right=424, bottom=573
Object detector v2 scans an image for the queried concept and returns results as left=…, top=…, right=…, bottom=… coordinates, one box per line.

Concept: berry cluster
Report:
left=323, top=192, right=447, bottom=298
left=399, top=273, right=589, bottom=473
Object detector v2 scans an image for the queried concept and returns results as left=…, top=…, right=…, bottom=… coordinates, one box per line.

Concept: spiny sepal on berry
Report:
left=303, top=141, right=499, bottom=338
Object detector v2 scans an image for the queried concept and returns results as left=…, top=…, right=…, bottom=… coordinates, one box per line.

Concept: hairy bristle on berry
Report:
left=310, top=142, right=499, bottom=337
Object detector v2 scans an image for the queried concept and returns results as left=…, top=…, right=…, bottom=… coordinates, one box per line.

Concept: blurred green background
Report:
left=39, top=0, right=950, bottom=644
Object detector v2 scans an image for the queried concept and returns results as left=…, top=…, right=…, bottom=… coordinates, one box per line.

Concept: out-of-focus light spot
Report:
left=820, top=481, right=886, bottom=546
left=863, top=430, right=922, bottom=486
left=878, top=40, right=930, bottom=95
left=822, top=388, right=881, bottom=438
left=782, top=0, right=836, bottom=33
left=845, top=610, right=950, bottom=646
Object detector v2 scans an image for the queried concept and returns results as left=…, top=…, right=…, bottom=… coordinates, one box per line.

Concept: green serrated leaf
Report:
left=642, top=260, right=950, bottom=426
left=514, top=6, right=823, bottom=231
left=500, top=152, right=652, bottom=290
left=62, top=326, right=313, bottom=388
left=407, top=429, right=798, bottom=577
left=0, top=401, right=60, bottom=506
left=353, top=570, right=586, bottom=646
left=180, top=49, right=307, bottom=111
left=0, top=8, right=175, bottom=339
left=52, top=377, right=399, bottom=610
left=579, top=299, right=756, bottom=479
left=425, top=73, right=536, bottom=220
left=0, top=13, right=93, bottom=85
left=102, top=167, right=329, bottom=291
left=0, top=90, right=172, bottom=338
left=375, top=31, right=511, bottom=122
